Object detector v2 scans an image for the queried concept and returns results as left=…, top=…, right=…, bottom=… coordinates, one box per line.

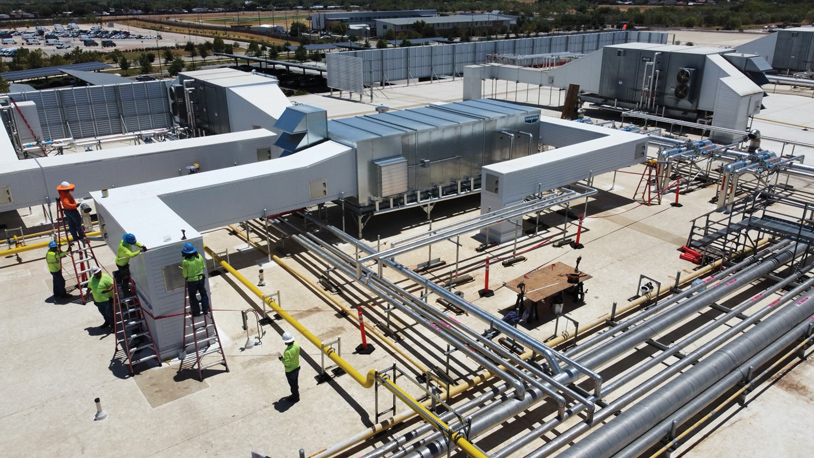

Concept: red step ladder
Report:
left=180, top=283, right=229, bottom=380
left=55, top=200, right=99, bottom=304
left=113, top=278, right=161, bottom=375
left=633, top=159, right=663, bottom=206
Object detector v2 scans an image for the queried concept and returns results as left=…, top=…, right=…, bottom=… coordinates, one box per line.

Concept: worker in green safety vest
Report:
left=115, top=232, right=147, bottom=285
left=88, top=266, right=115, bottom=328
left=181, top=242, right=209, bottom=317
left=46, top=241, right=71, bottom=300
left=278, top=332, right=300, bottom=403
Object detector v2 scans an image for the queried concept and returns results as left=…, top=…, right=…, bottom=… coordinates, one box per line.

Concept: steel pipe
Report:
left=557, top=285, right=814, bottom=458
left=492, top=258, right=814, bottom=458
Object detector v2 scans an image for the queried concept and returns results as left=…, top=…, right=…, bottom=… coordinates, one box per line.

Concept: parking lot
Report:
left=0, top=21, right=250, bottom=59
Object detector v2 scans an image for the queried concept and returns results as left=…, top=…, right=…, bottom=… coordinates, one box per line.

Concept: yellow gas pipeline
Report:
left=0, top=231, right=102, bottom=257
left=205, top=246, right=487, bottom=458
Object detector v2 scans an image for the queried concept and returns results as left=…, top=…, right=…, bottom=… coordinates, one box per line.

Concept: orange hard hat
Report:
left=57, top=181, right=75, bottom=192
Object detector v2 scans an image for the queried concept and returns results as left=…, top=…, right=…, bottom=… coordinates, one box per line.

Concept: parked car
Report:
left=101, top=40, right=116, bottom=47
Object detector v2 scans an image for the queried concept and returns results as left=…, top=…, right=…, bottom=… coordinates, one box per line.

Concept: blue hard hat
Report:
left=123, top=233, right=137, bottom=244
left=182, top=243, right=197, bottom=254
left=49, top=241, right=58, bottom=249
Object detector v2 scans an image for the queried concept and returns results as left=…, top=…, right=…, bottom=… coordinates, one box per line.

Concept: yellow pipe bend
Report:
left=0, top=231, right=102, bottom=257
left=204, top=246, right=487, bottom=458
left=225, top=224, right=431, bottom=375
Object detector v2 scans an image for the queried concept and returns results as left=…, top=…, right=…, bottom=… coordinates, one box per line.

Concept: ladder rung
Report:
left=196, top=336, right=219, bottom=345
left=131, top=355, right=158, bottom=365
left=127, top=332, right=149, bottom=340
left=79, top=280, right=89, bottom=287
left=200, top=359, right=226, bottom=370
left=76, top=267, right=94, bottom=275
left=129, top=343, right=154, bottom=355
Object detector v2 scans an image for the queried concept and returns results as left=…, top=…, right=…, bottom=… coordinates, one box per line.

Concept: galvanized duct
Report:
left=557, top=286, right=814, bottom=458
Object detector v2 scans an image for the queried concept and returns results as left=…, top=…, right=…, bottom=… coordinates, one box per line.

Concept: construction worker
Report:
left=88, top=266, right=115, bottom=328
left=278, top=332, right=300, bottom=403
left=56, top=181, right=86, bottom=244
left=46, top=241, right=71, bottom=299
left=181, top=243, right=209, bottom=317
left=115, top=233, right=147, bottom=285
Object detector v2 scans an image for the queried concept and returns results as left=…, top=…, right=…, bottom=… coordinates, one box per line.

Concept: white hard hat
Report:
left=90, top=266, right=102, bottom=275
left=282, top=332, right=294, bottom=344
left=60, top=181, right=71, bottom=188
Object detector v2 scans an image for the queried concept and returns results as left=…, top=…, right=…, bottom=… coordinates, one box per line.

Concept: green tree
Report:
left=168, top=57, right=185, bottom=76
left=268, top=46, right=279, bottom=60
left=119, top=57, right=130, bottom=75
left=310, top=51, right=322, bottom=63
left=163, top=48, right=175, bottom=65
left=26, top=49, right=44, bottom=69
left=138, top=54, right=152, bottom=74
left=185, top=61, right=198, bottom=72
left=289, top=21, right=308, bottom=37
left=363, top=39, right=371, bottom=48
left=197, top=43, right=210, bottom=62
left=384, top=29, right=396, bottom=40
left=294, top=44, right=307, bottom=62
left=213, top=36, right=226, bottom=53
left=146, top=52, right=156, bottom=63
left=0, top=77, right=9, bottom=93
left=376, top=39, right=388, bottom=49
left=49, top=54, right=67, bottom=67
left=184, top=41, right=197, bottom=61
left=247, top=40, right=260, bottom=56
left=331, top=23, right=349, bottom=36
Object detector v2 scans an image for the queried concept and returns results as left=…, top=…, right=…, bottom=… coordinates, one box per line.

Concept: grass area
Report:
left=200, top=13, right=310, bottom=26
left=122, top=19, right=290, bottom=45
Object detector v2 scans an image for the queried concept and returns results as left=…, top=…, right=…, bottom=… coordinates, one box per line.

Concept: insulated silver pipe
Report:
left=399, top=244, right=806, bottom=458
left=493, top=259, right=814, bottom=458
left=366, top=185, right=596, bottom=262
left=388, top=187, right=577, bottom=248
left=614, top=307, right=814, bottom=458
left=360, top=383, right=513, bottom=458
left=314, top=218, right=604, bottom=387
left=292, top=234, right=530, bottom=399
left=557, top=285, right=814, bottom=458
left=567, top=243, right=804, bottom=379
left=296, top=230, right=584, bottom=411
left=565, top=240, right=791, bottom=359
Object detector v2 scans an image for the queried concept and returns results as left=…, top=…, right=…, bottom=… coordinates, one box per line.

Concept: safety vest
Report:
left=116, top=240, right=143, bottom=267
left=182, top=254, right=205, bottom=281
left=89, top=273, right=115, bottom=302
left=45, top=249, right=67, bottom=273
left=282, top=342, right=300, bottom=372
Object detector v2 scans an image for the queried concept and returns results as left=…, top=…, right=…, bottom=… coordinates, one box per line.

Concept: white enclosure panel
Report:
left=0, top=129, right=276, bottom=212
left=481, top=118, right=648, bottom=242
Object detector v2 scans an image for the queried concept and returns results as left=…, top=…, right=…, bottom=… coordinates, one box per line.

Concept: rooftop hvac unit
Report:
left=372, top=156, right=408, bottom=199
left=674, top=67, right=696, bottom=101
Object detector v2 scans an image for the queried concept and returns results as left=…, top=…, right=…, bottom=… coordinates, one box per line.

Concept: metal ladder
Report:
left=113, top=278, right=161, bottom=375
left=55, top=200, right=98, bottom=304
left=180, top=282, right=229, bottom=380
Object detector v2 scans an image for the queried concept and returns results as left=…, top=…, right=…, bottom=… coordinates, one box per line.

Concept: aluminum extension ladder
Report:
left=180, top=282, right=229, bottom=381
left=55, top=200, right=98, bottom=304
left=113, top=279, right=161, bottom=375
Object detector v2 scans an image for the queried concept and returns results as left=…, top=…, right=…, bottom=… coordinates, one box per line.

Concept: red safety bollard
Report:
left=479, top=256, right=495, bottom=297
left=671, top=178, right=683, bottom=207
left=570, top=214, right=585, bottom=249
left=355, top=305, right=375, bottom=354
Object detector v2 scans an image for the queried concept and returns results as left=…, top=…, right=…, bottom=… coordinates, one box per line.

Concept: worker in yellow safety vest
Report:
left=46, top=241, right=71, bottom=300
left=278, top=332, right=300, bottom=403
left=115, top=233, right=147, bottom=285
left=88, top=266, right=115, bottom=329
left=181, top=243, right=209, bottom=317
